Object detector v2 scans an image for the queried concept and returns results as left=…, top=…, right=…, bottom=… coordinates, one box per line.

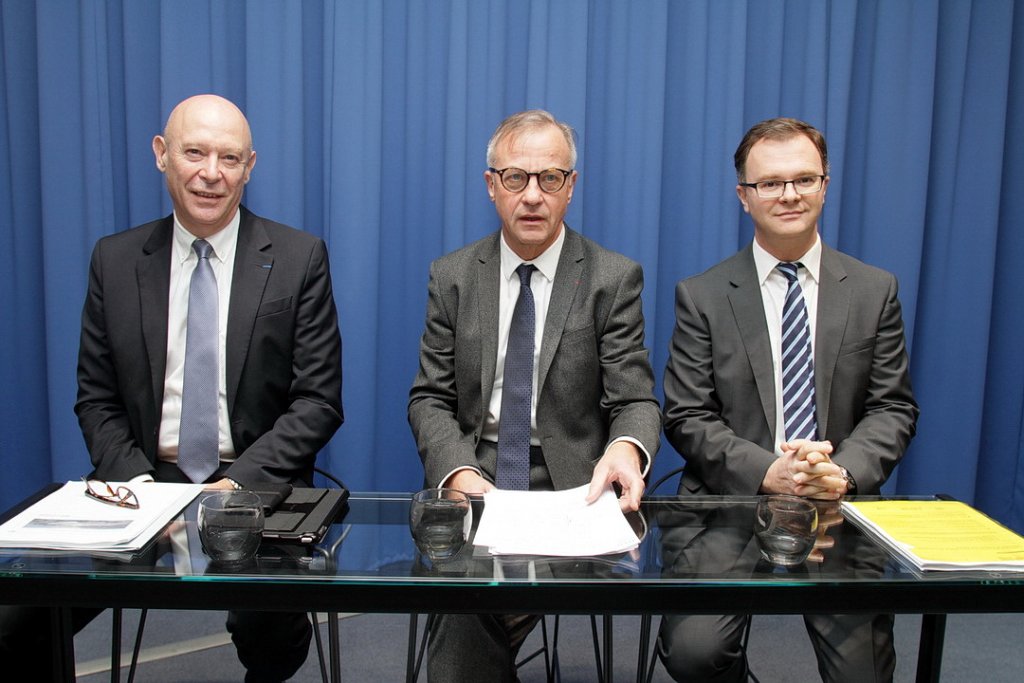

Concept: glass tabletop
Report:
left=2, top=492, right=1023, bottom=616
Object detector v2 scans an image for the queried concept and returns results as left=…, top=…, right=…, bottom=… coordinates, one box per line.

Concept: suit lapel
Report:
left=726, top=247, right=777, bottom=439
left=476, top=235, right=501, bottom=410
left=226, top=209, right=273, bottom=412
left=138, top=218, right=174, bottom=413
left=814, top=245, right=850, bottom=437
left=538, top=229, right=583, bottom=397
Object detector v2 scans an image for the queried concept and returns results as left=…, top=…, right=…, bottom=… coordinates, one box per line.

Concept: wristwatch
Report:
left=839, top=467, right=857, bottom=493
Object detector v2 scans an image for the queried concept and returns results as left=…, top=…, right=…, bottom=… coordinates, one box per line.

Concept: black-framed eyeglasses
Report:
left=739, top=175, right=826, bottom=198
left=82, top=477, right=140, bottom=510
left=488, top=167, right=573, bottom=194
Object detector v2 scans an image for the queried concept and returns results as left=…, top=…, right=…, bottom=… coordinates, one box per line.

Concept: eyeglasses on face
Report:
left=488, top=167, right=573, bottom=194
left=82, top=477, right=140, bottom=510
left=739, top=174, right=825, bottom=198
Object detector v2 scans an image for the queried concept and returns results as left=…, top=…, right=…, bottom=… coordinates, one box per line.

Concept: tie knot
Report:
left=515, top=263, right=536, bottom=287
left=777, top=262, right=800, bottom=282
left=193, top=239, right=213, bottom=260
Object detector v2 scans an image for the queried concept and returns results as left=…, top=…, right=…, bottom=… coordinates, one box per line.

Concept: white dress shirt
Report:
left=157, top=212, right=240, bottom=465
left=480, top=228, right=566, bottom=443
left=752, top=235, right=822, bottom=456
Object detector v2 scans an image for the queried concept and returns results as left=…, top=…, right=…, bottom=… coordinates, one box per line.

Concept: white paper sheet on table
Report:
left=473, top=485, right=638, bottom=556
left=0, top=481, right=203, bottom=553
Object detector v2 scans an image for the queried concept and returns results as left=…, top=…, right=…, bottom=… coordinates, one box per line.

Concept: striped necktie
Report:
left=777, top=262, right=818, bottom=441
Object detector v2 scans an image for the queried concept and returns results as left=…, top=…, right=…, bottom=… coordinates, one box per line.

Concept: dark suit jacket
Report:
left=663, top=242, right=918, bottom=495
left=408, top=227, right=662, bottom=491
left=75, top=207, right=343, bottom=487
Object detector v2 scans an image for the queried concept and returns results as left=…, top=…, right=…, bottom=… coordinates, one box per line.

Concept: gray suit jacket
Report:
left=75, top=207, right=344, bottom=487
left=408, top=227, right=662, bottom=491
left=663, top=242, right=918, bottom=495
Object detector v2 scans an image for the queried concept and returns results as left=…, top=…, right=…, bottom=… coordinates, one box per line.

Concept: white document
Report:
left=474, top=485, right=639, bottom=556
left=0, top=481, right=203, bottom=553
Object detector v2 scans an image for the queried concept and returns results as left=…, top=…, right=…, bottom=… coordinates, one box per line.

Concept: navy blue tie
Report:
left=496, top=264, right=536, bottom=490
left=177, top=239, right=220, bottom=483
left=777, top=262, right=818, bottom=442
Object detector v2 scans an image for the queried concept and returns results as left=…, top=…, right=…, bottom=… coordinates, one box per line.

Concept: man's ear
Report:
left=152, top=135, right=168, bottom=172
left=736, top=184, right=751, bottom=214
left=484, top=169, right=496, bottom=202
left=565, top=169, right=578, bottom=204
left=242, top=150, right=257, bottom=184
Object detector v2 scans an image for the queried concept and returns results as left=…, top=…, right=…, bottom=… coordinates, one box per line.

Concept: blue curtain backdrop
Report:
left=2, top=0, right=1023, bottom=531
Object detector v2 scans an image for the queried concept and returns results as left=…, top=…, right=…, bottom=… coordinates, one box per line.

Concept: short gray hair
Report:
left=486, top=109, right=577, bottom=168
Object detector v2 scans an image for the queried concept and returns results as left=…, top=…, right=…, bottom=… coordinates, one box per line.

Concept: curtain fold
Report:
left=2, top=0, right=1022, bottom=530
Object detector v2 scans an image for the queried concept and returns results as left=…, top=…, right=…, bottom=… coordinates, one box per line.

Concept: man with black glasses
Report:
left=409, top=109, right=661, bottom=682
left=658, top=117, right=919, bottom=682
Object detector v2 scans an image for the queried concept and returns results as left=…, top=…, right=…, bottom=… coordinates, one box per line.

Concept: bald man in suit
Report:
left=658, top=118, right=918, bottom=682
left=409, top=110, right=661, bottom=682
left=0, top=95, right=342, bottom=682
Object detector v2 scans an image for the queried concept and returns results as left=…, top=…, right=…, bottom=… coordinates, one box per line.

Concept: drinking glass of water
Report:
left=199, top=490, right=264, bottom=567
left=409, top=488, right=472, bottom=561
left=754, top=495, right=818, bottom=566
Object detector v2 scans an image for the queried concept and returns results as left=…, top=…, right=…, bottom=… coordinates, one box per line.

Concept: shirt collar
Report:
left=172, top=210, right=241, bottom=266
left=752, top=233, right=822, bottom=285
left=499, top=225, right=566, bottom=283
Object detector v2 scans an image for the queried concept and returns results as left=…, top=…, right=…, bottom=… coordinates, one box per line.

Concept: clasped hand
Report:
left=761, top=439, right=847, bottom=500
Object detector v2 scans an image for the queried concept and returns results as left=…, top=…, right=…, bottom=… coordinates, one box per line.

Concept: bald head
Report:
left=163, top=95, right=253, bottom=151
left=153, top=94, right=256, bottom=237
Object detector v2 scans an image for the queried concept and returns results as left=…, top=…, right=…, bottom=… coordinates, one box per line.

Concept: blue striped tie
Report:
left=177, top=239, right=220, bottom=483
left=496, top=264, right=536, bottom=490
left=777, top=262, right=818, bottom=442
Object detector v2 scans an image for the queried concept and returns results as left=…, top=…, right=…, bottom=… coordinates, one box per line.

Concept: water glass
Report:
left=199, top=491, right=264, bottom=566
left=754, top=495, right=818, bottom=566
left=409, top=488, right=472, bottom=561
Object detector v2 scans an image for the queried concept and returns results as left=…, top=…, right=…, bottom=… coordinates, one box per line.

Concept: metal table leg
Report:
left=916, top=613, right=947, bottom=683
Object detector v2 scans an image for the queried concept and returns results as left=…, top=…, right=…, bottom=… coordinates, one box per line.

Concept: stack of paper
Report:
left=843, top=500, right=1024, bottom=571
left=0, top=481, right=203, bottom=554
left=474, top=485, right=639, bottom=556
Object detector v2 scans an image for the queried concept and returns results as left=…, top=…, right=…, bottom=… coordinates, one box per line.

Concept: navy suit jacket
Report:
left=663, top=242, right=918, bottom=495
left=75, top=206, right=343, bottom=487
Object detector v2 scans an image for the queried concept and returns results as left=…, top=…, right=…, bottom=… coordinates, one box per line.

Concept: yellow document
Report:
left=842, top=500, right=1024, bottom=571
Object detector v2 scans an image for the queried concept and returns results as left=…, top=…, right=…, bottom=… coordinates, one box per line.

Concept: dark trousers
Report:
left=427, top=442, right=553, bottom=683
left=655, top=501, right=895, bottom=683
left=658, top=611, right=895, bottom=683
left=0, top=604, right=312, bottom=683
